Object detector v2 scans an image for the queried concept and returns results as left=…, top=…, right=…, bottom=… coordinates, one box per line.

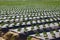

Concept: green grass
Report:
left=0, top=1, right=59, bottom=6
left=0, top=0, right=59, bottom=10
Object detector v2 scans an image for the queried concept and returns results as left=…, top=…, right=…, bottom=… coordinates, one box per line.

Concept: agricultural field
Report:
left=0, top=0, right=60, bottom=40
